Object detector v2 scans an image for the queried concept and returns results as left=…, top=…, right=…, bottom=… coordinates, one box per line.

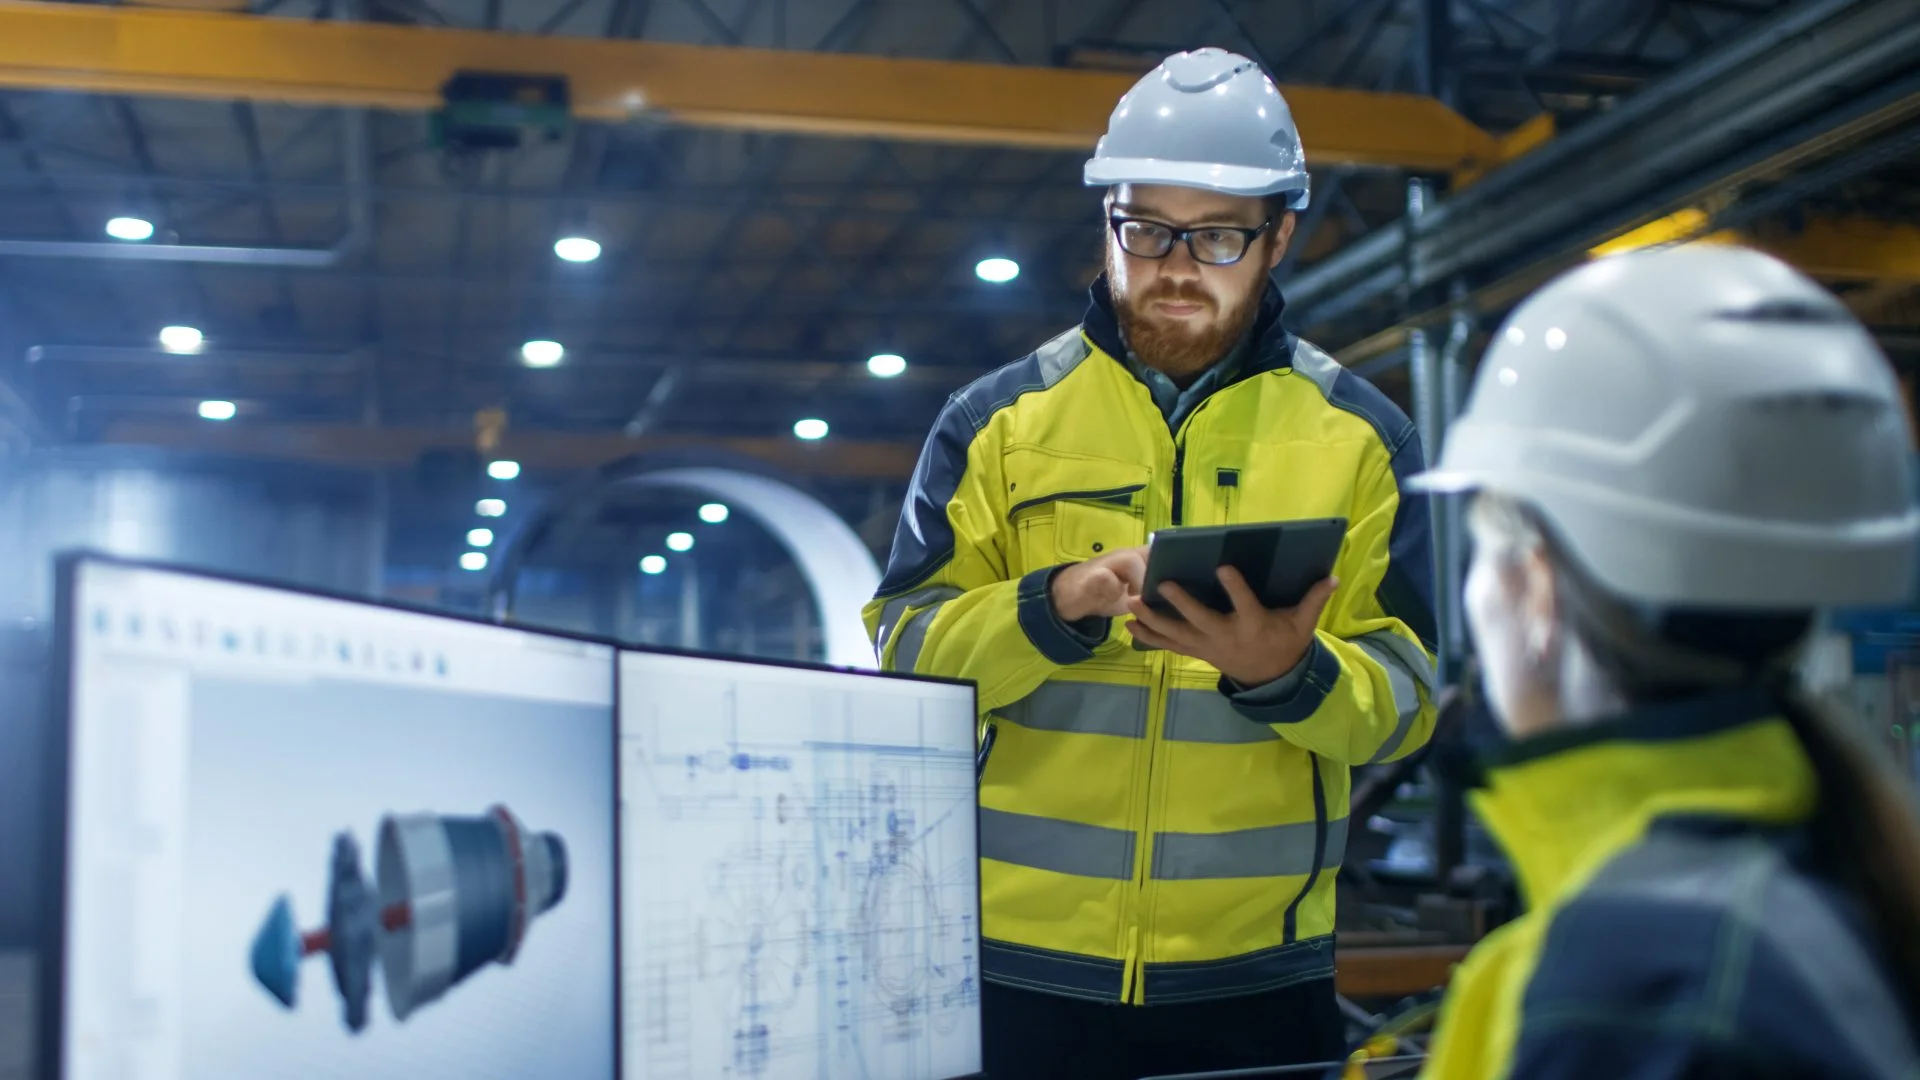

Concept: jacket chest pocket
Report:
left=1004, top=449, right=1151, bottom=572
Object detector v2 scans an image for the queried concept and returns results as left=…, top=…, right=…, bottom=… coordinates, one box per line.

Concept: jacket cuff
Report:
left=1224, top=651, right=1311, bottom=704
left=1017, top=565, right=1107, bottom=665
left=1223, top=636, right=1341, bottom=725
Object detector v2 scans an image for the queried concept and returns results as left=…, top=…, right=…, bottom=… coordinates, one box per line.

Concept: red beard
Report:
left=1108, top=258, right=1265, bottom=385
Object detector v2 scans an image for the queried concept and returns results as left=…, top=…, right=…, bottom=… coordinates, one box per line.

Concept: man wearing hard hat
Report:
left=865, top=49, right=1437, bottom=1077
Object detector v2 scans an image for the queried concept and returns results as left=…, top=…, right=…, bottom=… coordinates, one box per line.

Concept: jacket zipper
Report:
left=1124, top=403, right=1211, bottom=1004
left=1169, top=446, right=1185, bottom=526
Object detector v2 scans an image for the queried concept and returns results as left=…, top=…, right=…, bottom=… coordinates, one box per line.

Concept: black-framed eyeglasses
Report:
left=1109, top=216, right=1273, bottom=266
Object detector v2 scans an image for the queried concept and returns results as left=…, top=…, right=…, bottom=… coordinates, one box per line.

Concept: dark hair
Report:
left=1478, top=494, right=1920, bottom=1028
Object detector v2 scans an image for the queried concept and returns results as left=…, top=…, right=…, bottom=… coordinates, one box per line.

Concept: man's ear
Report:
left=1521, top=546, right=1561, bottom=658
left=1268, top=210, right=1298, bottom=270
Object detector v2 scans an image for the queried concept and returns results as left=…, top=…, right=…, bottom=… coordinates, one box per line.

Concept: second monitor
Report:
left=618, top=650, right=982, bottom=1080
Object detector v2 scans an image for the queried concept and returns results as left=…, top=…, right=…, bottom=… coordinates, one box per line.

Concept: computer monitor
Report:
left=617, top=649, right=982, bottom=1080
left=52, top=556, right=621, bottom=1079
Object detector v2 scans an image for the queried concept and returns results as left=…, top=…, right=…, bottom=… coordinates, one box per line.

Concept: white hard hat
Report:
left=1412, top=244, right=1919, bottom=609
left=1084, top=48, right=1310, bottom=209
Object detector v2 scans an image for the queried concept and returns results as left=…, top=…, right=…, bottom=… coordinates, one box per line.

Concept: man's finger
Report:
left=1110, top=548, right=1149, bottom=596
left=1127, top=594, right=1199, bottom=649
left=1291, top=576, right=1340, bottom=627
left=1085, top=570, right=1135, bottom=618
left=1156, top=581, right=1224, bottom=633
left=1217, top=565, right=1263, bottom=616
left=1125, top=620, right=1173, bottom=651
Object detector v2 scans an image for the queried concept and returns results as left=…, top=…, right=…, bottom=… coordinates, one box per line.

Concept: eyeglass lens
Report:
left=1116, top=220, right=1252, bottom=265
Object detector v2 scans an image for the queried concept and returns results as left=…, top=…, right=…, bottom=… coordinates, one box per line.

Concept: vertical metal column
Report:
left=1403, top=177, right=1452, bottom=681
left=677, top=557, right=702, bottom=651
left=1438, top=283, right=1473, bottom=675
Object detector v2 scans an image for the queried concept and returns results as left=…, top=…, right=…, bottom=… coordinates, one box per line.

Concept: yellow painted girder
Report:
left=0, top=0, right=1499, bottom=171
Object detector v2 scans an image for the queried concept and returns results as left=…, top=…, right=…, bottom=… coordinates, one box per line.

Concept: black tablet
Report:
left=1140, top=516, right=1349, bottom=619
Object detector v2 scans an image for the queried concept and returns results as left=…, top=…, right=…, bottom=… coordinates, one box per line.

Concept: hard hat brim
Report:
left=1084, top=156, right=1310, bottom=208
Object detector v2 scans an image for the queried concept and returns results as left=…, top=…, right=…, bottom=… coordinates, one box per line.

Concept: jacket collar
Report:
left=1082, top=274, right=1297, bottom=384
left=1470, top=687, right=1817, bottom=909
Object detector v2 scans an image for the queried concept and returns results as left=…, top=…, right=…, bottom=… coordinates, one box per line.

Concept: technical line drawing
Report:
left=621, top=657, right=980, bottom=1080
left=248, top=805, right=569, bottom=1033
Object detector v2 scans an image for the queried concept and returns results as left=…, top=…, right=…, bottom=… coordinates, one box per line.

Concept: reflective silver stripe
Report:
left=1324, top=815, right=1350, bottom=868
left=1163, top=687, right=1280, bottom=744
left=1152, top=817, right=1349, bottom=881
left=893, top=605, right=942, bottom=672
left=979, top=807, right=1136, bottom=880
left=873, top=586, right=961, bottom=666
left=1356, top=631, right=1432, bottom=764
left=1360, top=629, right=1438, bottom=692
left=1001, top=681, right=1148, bottom=740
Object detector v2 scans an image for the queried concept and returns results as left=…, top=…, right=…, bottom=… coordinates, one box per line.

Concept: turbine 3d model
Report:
left=249, top=805, right=570, bottom=1032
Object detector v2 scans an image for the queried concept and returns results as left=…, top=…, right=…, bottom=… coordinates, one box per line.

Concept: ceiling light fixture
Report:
left=554, top=237, right=602, bottom=263
left=520, top=340, right=565, bottom=368
left=867, top=353, right=907, bottom=378
left=107, top=217, right=155, bottom=241
left=467, top=528, right=495, bottom=548
left=793, top=418, right=830, bottom=440
left=666, top=531, right=694, bottom=552
left=197, top=399, right=236, bottom=421
left=159, top=325, right=204, bottom=355
left=975, top=257, right=1020, bottom=284
left=639, top=555, right=668, bottom=575
left=460, top=551, right=489, bottom=571
left=698, top=503, right=730, bottom=524
left=487, top=460, right=522, bottom=481
left=476, top=498, right=507, bottom=517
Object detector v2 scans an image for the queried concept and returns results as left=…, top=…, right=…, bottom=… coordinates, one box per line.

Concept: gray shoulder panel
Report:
left=952, top=327, right=1090, bottom=433
left=1287, top=337, right=1418, bottom=457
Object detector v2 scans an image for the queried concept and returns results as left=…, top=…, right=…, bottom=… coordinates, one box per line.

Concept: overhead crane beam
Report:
left=1753, top=217, right=1920, bottom=284
left=1330, top=211, right=1920, bottom=371
left=0, top=0, right=1500, bottom=173
left=1288, top=0, right=1920, bottom=327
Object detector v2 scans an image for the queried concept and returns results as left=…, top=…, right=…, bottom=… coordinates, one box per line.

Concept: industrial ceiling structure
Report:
left=1, top=0, right=1918, bottom=608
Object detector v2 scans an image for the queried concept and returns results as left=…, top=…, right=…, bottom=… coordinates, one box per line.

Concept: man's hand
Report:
left=1126, top=566, right=1338, bottom=687
left=1049, top=545, right=1150, bottom=622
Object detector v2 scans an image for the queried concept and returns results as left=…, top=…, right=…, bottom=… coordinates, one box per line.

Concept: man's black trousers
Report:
left=982, top=977, right=1347, bottom=1079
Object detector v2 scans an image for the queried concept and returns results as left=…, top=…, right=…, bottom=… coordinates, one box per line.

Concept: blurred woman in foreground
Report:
left=1409, top=244, right=1920, bottom=1079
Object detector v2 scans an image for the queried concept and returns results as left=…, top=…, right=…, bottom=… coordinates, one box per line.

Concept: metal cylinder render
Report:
left=375, top=805, right=569, bottom=1020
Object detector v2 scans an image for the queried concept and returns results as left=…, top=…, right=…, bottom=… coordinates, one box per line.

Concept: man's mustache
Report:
left=1140, top=282, right=1214, bottom=309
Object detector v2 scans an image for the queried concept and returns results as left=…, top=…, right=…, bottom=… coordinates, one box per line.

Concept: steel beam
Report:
left=93, top=418, right=923, bottom=477
left=0, top=0, right=1498, bottom=171
left=1327, top=209, right=1920, bottom=372
left=1289, top=0, right=1920, bottom=329
left=1753, top=217, right=1920, bottom=283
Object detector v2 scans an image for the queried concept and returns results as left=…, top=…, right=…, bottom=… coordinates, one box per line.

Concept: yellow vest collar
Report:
left=1470, top=688, right=1818, bottom=909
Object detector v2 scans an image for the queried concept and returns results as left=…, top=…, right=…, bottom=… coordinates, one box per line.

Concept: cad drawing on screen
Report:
left=622, top=652, right=981, bottom=1080
left=248, top=804, right=569, bottom=1033
left=668, top=755, right=975, bottom=1077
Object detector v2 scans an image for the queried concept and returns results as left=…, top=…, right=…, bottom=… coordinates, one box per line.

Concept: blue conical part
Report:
left=250, top=894, right=301, bottom=1008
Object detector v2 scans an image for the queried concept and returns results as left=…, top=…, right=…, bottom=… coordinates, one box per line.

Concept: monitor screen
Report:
left=617, top=651, right=981, bottom=1080
left=58, top=559, right=620, bottom=1080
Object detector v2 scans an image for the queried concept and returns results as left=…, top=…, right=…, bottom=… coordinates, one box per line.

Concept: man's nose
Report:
left=1159, top=241, right=1203, bottom=282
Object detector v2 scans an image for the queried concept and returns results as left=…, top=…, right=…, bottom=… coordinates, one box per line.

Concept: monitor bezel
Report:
left=44, top=548, right=983, bottom=1080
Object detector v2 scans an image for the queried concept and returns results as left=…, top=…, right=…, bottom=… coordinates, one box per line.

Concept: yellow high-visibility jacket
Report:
left=1420, top=689, right=1918, bottom=1078
left=863, top=281, right=1438, bottom=1005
